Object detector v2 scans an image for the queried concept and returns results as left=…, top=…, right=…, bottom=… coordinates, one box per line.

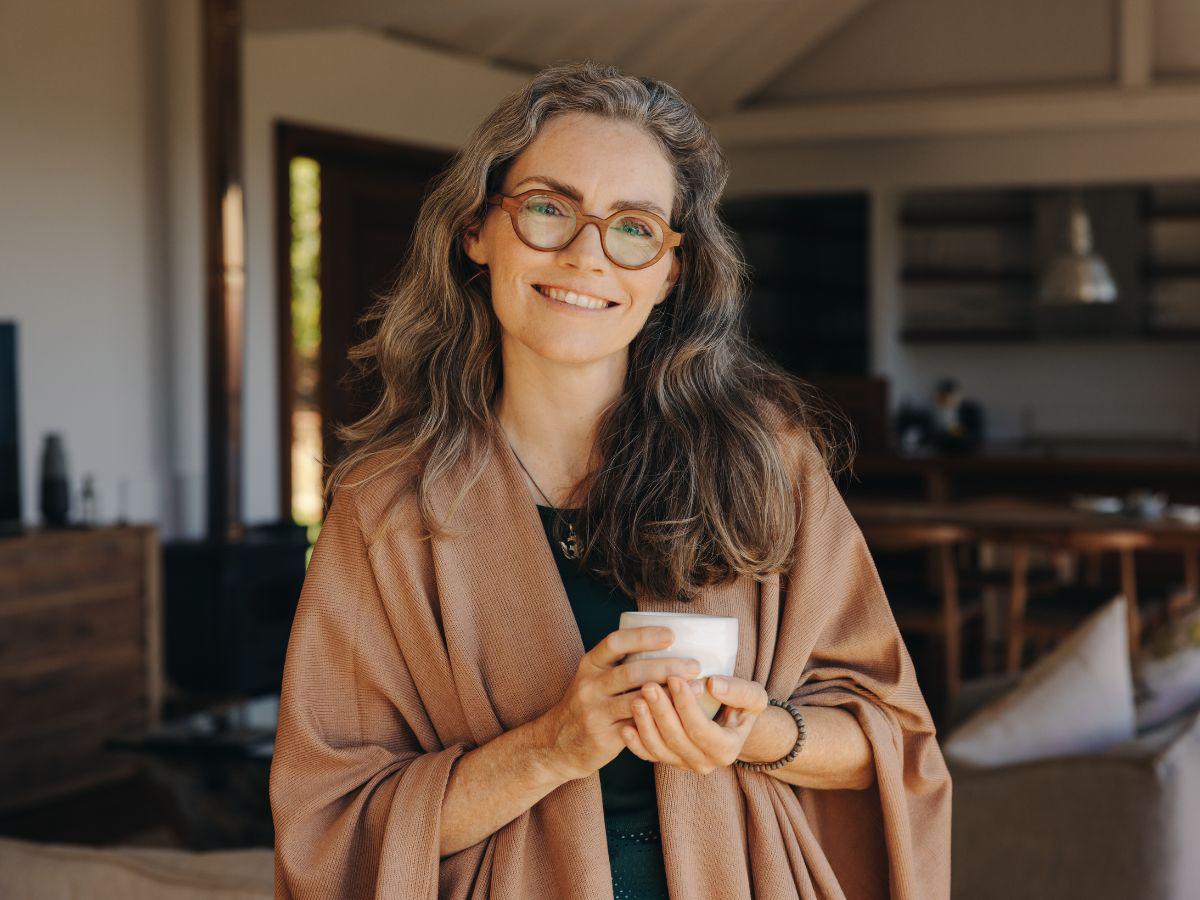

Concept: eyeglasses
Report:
left=485, top=189, right=683, bottom=270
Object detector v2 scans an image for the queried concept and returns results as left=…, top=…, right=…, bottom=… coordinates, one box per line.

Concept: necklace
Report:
left=503, top=434, right=581, bottom=560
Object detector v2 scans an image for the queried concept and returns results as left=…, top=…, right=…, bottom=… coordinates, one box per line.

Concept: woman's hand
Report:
left=540, top=626, right=703, bottom=782
left=621, top=674, right=769, bottom=775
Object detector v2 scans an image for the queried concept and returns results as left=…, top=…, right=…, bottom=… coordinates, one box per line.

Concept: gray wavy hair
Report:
left=327, top=59, right=852, bottom=602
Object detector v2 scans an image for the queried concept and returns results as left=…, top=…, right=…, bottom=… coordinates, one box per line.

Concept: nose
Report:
left=558, top=220, right=609, bottom=271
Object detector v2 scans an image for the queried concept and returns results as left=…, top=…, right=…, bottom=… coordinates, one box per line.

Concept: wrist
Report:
left=529, top=708, right=583, bottom=786
left=737, top=703, right=800, bottom=764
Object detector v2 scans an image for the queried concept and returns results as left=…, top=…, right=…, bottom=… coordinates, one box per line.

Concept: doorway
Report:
left=275, top=123, right=453, bottom=525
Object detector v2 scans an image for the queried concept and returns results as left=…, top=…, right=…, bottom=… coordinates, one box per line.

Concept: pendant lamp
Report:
left=1039, top=188, right=1118, bottom=305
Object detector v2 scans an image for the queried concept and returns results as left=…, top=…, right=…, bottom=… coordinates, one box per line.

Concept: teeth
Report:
left=538, top=285, right=612, bottom=310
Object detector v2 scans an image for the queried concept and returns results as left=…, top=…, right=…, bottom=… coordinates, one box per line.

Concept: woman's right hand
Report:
left=540, top=626, right=704, bottom=781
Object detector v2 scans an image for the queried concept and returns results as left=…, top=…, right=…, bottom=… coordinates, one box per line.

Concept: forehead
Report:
left=506, top=112, right=676, bottom=215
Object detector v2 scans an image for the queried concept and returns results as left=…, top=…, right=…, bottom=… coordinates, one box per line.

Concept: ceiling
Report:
left=242, top=0, right=1200, bottom=142
left=246, top=0, right=1200, bottom=114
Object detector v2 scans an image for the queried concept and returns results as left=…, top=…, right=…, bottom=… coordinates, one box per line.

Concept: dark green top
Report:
left=534, top=504, right=658, bottom=825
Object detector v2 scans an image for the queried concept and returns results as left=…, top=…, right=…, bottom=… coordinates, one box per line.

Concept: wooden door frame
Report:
left=204, top=0, right=245, bottom=542
left=272, top=121, right=451, bottom=522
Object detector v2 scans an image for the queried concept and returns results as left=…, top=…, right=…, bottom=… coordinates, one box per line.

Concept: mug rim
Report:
left=620, top=611, right=738, bottom=622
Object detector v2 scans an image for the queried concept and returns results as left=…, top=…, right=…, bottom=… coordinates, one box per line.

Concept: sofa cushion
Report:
left=943, top=595, right=1135, bottom=767
left=1135, top=605, right=1200, bottom=733
left=0, top=836, right=273, bottom=899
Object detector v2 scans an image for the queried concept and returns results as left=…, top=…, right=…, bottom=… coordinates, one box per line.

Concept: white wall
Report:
left=163, top=0, right=206, bottom=539
left=0, top=0, right=182, bottom=530
left=0, top=8, right=527, bottom=533
left=241, top=27, right=527, bottom=523
left=724, top=127, right=1200, bottom=442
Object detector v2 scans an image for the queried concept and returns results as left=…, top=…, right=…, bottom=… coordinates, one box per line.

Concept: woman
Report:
left=270, top=61, right=951, bottom=899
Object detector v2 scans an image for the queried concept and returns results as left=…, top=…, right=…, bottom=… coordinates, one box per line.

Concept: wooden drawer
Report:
left=0, top=579, right=144, bottom=665
left=0, top=645, right=148, bottom=741
left=0, top=529, right=146, bottom=599
left=0, top=525, right=160, bottom=812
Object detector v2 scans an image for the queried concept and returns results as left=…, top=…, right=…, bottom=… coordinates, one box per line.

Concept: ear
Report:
left=654, top=250, right=681, bottom=305
left=463, top=217, right=488, bottom=267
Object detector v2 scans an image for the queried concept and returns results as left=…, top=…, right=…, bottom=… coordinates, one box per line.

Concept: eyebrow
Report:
left=512, top=175, right=671, bottom=222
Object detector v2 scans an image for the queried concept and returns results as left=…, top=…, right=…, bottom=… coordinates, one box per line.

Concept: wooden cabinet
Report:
left=0, top=525, right=161, bottom=812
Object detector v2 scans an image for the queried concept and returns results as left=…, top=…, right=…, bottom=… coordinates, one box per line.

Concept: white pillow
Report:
left=943, top=595, right=1135, bottom=767
left=1134, top=605, right=1200, bottom=732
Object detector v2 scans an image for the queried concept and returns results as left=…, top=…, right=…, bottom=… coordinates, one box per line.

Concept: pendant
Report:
left=560, top=523, right=580, bottom=560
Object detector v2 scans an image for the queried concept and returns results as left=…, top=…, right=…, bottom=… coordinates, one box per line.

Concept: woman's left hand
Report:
left=621, top=674, right=769, bottom=775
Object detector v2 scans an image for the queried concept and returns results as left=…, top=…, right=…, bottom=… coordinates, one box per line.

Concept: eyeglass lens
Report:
left=514, top=193, right=665, bottom=267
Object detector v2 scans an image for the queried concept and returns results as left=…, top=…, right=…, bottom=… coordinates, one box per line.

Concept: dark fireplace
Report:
left=163, top=521, right=309, bottom=696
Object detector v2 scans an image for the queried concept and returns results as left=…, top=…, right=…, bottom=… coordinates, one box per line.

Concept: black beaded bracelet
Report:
left=733, top=698, right=807, bottom=772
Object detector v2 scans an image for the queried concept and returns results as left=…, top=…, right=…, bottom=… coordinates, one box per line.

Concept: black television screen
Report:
left=0, top=322, right=20, bottom=532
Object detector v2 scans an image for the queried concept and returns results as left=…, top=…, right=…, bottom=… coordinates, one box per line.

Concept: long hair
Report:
left=325, top=59, right=855, bottom=603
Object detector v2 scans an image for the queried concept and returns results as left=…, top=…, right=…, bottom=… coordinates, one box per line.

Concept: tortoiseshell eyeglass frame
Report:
left=485, top=188, right=683, bottom=271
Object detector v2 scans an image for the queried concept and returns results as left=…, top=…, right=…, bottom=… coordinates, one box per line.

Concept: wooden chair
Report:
left=1158, top=537, right=1200, bottom=622
left=1004, top=529, right=1158, bottom=672
left=859, top=521, right=985, bottom=714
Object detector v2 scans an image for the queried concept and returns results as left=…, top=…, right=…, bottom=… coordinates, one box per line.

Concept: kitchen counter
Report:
left=844, top=440, right=1200, bottom=502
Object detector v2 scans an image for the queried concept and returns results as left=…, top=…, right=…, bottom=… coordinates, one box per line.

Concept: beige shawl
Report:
left=270, top=415, right=952, bottom=899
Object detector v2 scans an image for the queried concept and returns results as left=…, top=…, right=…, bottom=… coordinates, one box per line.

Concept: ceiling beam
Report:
left=1117, top=0, right=1154, bottom=88
left=663, top=3, right=784, bottom=96
left=697, top=0, right=876, bottom=116
left=483, top=7, right=614, bottom=64
left=475, top=19, right=544, bottom=61
left=620, top=3, right=746, bottom=86
left=709, top=83, right=1200, bottom=147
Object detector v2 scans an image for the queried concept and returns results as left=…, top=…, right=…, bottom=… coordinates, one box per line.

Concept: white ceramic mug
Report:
left=618, top=611, right=739, bottom=719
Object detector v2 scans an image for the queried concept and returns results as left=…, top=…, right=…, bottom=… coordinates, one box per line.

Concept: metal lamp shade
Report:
left=1039, top=194, right=1118, bottom=305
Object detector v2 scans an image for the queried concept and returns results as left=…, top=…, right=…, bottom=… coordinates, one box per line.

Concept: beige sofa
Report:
left=947, top=673, right=1200, bottom=900
left=0, top=835, right=273, bottom=899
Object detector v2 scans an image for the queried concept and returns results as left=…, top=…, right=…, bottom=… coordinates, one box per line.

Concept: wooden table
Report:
left=106, top=694, right=276, bottom=849
left=849, top=443, right=1200, bottom=504
left=846, top=498, right=1200, bottom=665
left=846, top=497, right=1200, bottom=547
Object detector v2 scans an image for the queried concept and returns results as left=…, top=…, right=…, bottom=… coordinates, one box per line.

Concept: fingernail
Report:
left=711, top=676, right=728, bottom=694
left=668, top=677, right=681, bottom=692
left=645, top=685, right=659, bottom=701
left=690, top=681, right=704, bottom=694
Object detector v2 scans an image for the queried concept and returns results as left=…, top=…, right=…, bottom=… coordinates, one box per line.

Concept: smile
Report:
left=533, top=284, right=618, bottom=311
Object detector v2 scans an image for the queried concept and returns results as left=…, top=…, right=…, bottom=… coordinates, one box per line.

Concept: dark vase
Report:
left=39, top=432, right=70, bottom=527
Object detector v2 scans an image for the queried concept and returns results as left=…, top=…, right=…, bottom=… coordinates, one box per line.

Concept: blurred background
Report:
left=2, top=1, right=1199, bottom=897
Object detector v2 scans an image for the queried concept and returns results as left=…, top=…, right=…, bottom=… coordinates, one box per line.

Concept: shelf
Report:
left=902, top=268, right=1034, bottom=283
left=900, top=327, right=1035, bottom=342
left=898, top=183, right=1200, bottom=342
left=902, top=325, right=1200, bottom=343
left=1144, top=327, right=1200, bottom=339
left=899, top=212, right=1034, bottom=228
left=1142, top=209, right=1200, bottom=221
left=1144, top=265, right=1200, bottom=279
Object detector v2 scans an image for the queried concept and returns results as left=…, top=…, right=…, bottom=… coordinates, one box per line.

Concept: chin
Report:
left=533, top=340, right=621, bottom=367
left=507, top=328, right=625, bottom=367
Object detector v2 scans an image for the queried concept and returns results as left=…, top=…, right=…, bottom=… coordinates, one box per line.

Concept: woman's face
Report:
left=464, top=111, right=681, bottom=369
